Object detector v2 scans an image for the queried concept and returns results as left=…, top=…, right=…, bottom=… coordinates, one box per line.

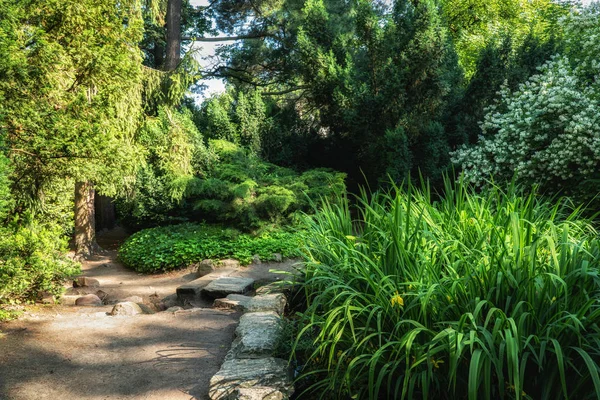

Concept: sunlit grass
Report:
left=295, top=177, right=600, bottom=399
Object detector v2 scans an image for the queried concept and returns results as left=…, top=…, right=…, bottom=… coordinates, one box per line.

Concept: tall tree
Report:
left=0, top=0, right=146, bottom=255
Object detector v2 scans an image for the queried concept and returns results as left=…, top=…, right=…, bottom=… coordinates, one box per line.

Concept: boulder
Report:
left=121, top=295, right=143, bottom=303
left=227, top=312, right=282, bottom=360
left=73, top=277, right=100, bottom=288
left=251, top=255, right=262, bottom=265
left=209, top=358, right=293, bottom=400
left=202, top=277, right=255, bottom=299
left=109, top=302, right=143, bottom=316
left=272, top=253, right=283, bottom=263
left=214, top=294, right=286, bottom=315
left=196, top=259, right=216, bottom=277
left=75, top=294, right=103, bottom=306
left=219, top=259, right=241, bottom=269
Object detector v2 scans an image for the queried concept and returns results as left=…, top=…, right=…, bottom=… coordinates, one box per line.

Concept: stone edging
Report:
left=208, top=292, right=294, bottom=400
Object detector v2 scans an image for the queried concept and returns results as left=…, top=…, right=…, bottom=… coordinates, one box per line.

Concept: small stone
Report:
left=196, top=259, right=216, bottom=277
left=202, top=277, right=255, bottom=299
left=218, top=258, right=241, bottom=269
left=121, top=295, right=143, bottom=303
left=272, top=253, right=283, bottom=263
left=209, top=358, right=293, bottom=400
left=59, top=295, right=80, bottom=305
left=166, top=306, right=183, bottom=313
left=41, top=294, right=55, bottom=304
left=96, top=290, right=109, bottom=300
left=73, top=277, right=100, bottom=288
left=252, top=255, right=262, bottom=264
left=75, top=294, right=103, bottom=306
left=109, top=302, right=143, bottom=316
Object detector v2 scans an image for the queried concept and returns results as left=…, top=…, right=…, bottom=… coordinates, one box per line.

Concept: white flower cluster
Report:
left=451, top=5, right=600, bottom=190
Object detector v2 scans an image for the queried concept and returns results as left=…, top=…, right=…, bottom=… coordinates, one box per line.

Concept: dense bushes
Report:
left=452, top=6, right=600, bottom=199
left=119, top=223, right=303, bottom=272
left=0, top=155, right=79, bottom=315
left=294, top=178, right=600, bottom=399
left=119, top=138, right=346, bottom=230
left=0, top=222, right=80, bottom=304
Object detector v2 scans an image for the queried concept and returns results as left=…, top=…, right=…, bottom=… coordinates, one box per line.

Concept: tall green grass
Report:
left=295, top=178, right=600, bottom=399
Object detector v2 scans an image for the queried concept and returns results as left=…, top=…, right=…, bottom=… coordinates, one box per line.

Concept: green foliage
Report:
left=0, top=152, right=13, bottom=222
left=0, top=221, right=80, bottom=306
left=119, top=138, right=346, bottom=230
left=119, top=223, right=303, bottom=272
left=452, top=5, right=600, bottom=199
left=294, top=177, right=600, bottom=399
left=0, top=0, right=147, bottom=198
left=441, top=0, right=567, bottom=79
left=188, top=141, right=346, bottom=229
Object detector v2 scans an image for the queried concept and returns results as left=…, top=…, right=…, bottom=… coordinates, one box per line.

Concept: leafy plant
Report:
left=294, top=177, right=600, bottom=399
left=452, top=5, right=600, bottom=200
left=119, top=223, right=304, bottom=273
left=0, top=221, right=80, bottom=307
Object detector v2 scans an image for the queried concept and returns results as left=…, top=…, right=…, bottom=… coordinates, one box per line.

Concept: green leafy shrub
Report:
left=119, top=223, right=303, bottom=273
left=186, top=140, right=346, bottom=229
left=0, top=221, right=80, bottom=306
left=294, top=178, right=600, bottom=399
left=118, top=137, right=346, bottom=230
left=452, top=6, right=600, bottom=200
left=255, top=186, right=296, bottom=219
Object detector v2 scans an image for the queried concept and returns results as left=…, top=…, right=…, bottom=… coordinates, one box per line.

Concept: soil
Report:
left=0, top=229, right=302, bottom=400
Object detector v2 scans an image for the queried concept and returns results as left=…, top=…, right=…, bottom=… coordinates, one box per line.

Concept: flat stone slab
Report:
left=227, top=312, right=282, bottom=360
left=214, top=294, right=286, bottom=315
left=208, top=358, right=293, bottom=400
left=202, top=277, right=255, bottom=299
left=176, top=268, right=237, bottom=301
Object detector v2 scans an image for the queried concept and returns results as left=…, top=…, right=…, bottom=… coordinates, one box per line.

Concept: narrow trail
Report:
left=0, top=231, right=299, bottom=400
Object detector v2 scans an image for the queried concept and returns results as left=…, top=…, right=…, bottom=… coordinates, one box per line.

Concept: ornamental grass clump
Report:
left=296, top=178, right=600, bottom=399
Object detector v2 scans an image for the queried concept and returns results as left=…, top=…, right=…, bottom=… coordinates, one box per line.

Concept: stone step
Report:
left=226, top=311, right=282, bottom=360
left=208, top=358, right=294, bottom=400
left=214, top=293, right=286, bottom=315
left=175, top=269, right=237, bottom=301
left=201, top=277, right=255, bottom=299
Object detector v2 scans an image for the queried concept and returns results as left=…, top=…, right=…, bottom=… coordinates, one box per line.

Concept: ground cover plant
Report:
left=294, top=178, right=600, bottom=399
left=119, top=223, right=304, bottom=272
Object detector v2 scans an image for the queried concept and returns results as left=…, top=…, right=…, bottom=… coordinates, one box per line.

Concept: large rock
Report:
left=219, top=259, right=241, bottom=269
left=202, top=277, right=255, bottom=299
left=196, top=259, right=216, bottom=277
left=109, top=301, right=143, bottom=316
left=214, top=294, right=286, bottom=315
left=73, top=277, right=100, bottom=288
left=75, top=294, right=103, bottom=306
left=227, top=312, right=282, bottom=360
left=209, top=358, right=293, bottom=400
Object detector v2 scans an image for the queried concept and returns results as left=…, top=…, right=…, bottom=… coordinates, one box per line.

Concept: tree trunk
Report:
left=164, top=0, right=182, bottom=71
left=154, top=40, right=165, bottom=69
left=74, top=181, right=100, bottom=257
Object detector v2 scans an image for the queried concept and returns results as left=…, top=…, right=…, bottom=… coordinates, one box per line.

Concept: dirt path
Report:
left=0, top=245, right=300, bottom=400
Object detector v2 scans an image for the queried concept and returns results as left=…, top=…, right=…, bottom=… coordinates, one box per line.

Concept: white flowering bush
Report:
left=451, top=4, right=600, bottom=196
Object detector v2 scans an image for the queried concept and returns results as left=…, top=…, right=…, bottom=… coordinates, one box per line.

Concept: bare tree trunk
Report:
left=74, top=181, right=100, bottom=257
left=164, top=0, right=182, bottom=71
